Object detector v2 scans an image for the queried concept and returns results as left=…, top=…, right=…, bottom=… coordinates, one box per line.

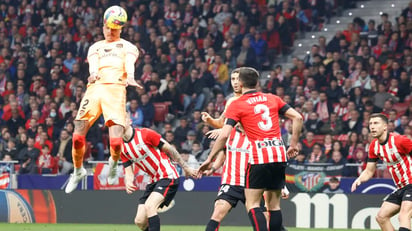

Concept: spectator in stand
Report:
left=305, top=112, right=323, bottom=134
left=37, top=145, right=56, bottom=174
left=323, top=177, right=344, bottom=193
left=306, top=143, right=327, bottom=164
left=127, top=99, right=144, bottom=128
left=17, top=137, right=39, bottom=174
left=51, top=128, right=73, bottom=175
left=301, top=131, right=316, bottom=156
left=140, top=93, right=155, bottom=128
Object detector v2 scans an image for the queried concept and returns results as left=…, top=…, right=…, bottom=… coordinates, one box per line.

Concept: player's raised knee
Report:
left=72, top=134, right=86, bottom=149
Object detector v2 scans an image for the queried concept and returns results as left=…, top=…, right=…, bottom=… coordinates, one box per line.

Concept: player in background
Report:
left=201, top=71, right=250, bottom=231
left=199, top=67, right=303, bottom=231
left=351, top=113, right=412, bottom=231
left=65, top=5, right=143, bottom=193
left=122, top=116, right=198, bottom=231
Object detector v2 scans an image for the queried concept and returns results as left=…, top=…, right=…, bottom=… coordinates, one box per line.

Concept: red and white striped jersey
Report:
left=221, top=128, right=250, bottom=186
left=225, top=91, right=288, bottom=164
left=369, top=133, right=412, bottom=189
left=121, top=128, right=179, bottom=183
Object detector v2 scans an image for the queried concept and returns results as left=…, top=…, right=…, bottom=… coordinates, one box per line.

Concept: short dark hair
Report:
left=369, top=113, right=388, bottom=124
left=232, top=67, right=259, bottom=88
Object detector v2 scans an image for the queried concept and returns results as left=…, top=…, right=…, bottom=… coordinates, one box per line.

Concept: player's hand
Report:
left=206, top=129, right=221, bottom=139
left=125, top=174, right=137, bottom=194
left=87, top=75, right=100, bottom=84
left=203, top=167, right=216, bottom=176
left=184, top=167, right=198, bottom=179
left=351, top=178, right=361, bottom=192
left=201, top=112, right=212, bottom=122
left=286, top=145, right=299, bottom=159
left=281, top=186, right=290, bottom=199
left=197, top=159, right=211, bottom=178
left=127, top=78, right=143, bottom=89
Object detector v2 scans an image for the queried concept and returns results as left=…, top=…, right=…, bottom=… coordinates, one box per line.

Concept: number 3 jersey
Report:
left=225, top=90, right=290, bottom=164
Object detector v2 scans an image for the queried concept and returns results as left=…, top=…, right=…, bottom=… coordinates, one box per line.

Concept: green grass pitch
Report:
left=0, top=223, right=379, bottom=231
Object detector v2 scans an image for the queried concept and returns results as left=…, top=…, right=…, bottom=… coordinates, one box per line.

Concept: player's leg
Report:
left=106, top=125, right=124, bottom=185
left=376, top=201, right=399, bottom=231
left=245, top=188, right=267, bottom=231
left=144, top=192, right=165, bottom=231
left=66, top=87, right=100, bottom=193
left=265, top=163, right=287, bottom=231
left=101, top=85, right=127, bottom=185
left=206, top=199, right=232, bottom=231
left=145, top=178, right=179, bottom=231
left=398, top=200, right=412, bottom=230
left=245, top=164, right=269, bottom=231
left=206, top=185, right=244, bottom=231
left=265, top=190, right=282, bottom=231
left=134, top=204, right=148, bottom=231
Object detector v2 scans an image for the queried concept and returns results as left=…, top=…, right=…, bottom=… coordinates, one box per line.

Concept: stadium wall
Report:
left=0, top=189, right=400, bottom=229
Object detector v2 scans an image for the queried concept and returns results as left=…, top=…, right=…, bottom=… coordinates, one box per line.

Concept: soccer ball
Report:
left=103, top=6, right=127, bottom=29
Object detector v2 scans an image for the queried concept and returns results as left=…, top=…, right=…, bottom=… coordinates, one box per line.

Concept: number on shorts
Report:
left=81, top=99, right=89, bottom=110
left=217, top=185, right=230, bottom=196
left=254, top=104, right=272, bottom=131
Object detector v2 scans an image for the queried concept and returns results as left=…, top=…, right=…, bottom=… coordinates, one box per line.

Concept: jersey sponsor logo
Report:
left=256, top=138, right=284, bottom=149
left=226, top=145, right=249, bottom=153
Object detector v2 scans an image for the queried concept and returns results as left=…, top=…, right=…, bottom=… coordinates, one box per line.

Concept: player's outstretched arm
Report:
left=205, top=128, right=222, bottom=139
left=203, top=150, right=225, bottom=176
left=125, top=46, right=143, bottom=88
left=198, top=124, right=232, bottom=176
left=201, top=112, right=225, bottom=129
left=161, top=140, right=198, bottom=178
left=351, top=162, right=377, bottom=192
left=284, top=108, right=304, bottom=158
left=124, top=165, right=137, bottom=194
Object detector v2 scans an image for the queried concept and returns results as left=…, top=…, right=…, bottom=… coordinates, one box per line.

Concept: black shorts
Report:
left=215, top=184, right=245, bottom=208
left=246, top=162, right=286, bottom=190
left=384, top=184, right=412, bottom=205
left=139, top=178, right=179, bottom=208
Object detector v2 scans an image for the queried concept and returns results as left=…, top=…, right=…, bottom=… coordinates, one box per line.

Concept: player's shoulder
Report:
left=120, top=39, right=137, bottom=48
left=140, top=127, right=160, bottom=136
left=90, top=40, right=105, bottom=48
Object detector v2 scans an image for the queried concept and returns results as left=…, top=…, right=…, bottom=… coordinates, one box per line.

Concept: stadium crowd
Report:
left=0, top=0, right=410, bottom=178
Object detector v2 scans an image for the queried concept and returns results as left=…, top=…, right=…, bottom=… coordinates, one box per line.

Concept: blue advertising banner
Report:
left=16, top=174, right=396, bottom=194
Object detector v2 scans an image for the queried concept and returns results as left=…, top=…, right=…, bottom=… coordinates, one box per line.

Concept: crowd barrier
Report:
left=2, top=161, right=396, bottom=194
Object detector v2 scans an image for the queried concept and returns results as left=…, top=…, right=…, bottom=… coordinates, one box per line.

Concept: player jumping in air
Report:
left=65, top=6, right=142, bottom=193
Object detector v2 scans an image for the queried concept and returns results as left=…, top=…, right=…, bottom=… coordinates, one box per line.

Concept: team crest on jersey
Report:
left=116, top=43, right=123, bottom=48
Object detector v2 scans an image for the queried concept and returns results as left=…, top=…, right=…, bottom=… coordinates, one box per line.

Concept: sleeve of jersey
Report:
left=396, top=135, right=412, bottom=154
left=224, top=101, right=240, bottom=126
left=125, top=43, right=139, bottom=79
left=120, top=151, right=132, bottom=168
left=141, top=128, right=161, bottom=147
left=367, top=141, right=379, bottom=162
left=87, top=44, right=99, bottom=77
left=274, top=95, right=290, bottom=116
